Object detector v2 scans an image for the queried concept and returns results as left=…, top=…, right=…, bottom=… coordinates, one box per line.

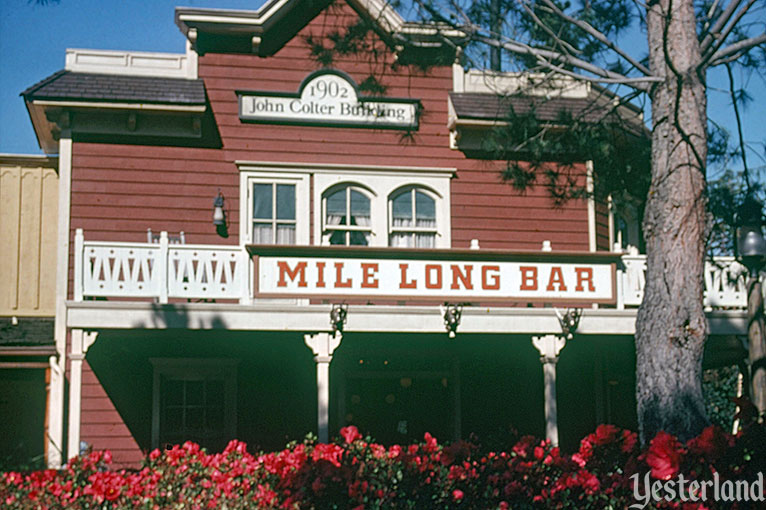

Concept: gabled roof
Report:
left=22, top=71, right=206, bottom=105
left=175, top=0, right=465, bottom=57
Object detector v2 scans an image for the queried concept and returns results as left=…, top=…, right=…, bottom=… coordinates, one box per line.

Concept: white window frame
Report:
left=313, top=166, right=453, bottom=248
left=388, top=186, right=440, bottom=247
left=150, top=358, right=238, bottom=450
left=238, top=168, right=310, bottom=245
left=322, top=183, right=375, bottom=246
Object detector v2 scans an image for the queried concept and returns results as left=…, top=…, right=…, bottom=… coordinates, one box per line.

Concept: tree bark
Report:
left=636, top=0, right=710, bottom=443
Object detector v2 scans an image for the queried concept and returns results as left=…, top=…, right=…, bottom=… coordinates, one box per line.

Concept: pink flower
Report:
left=646, top=431, right=683, bottom=480
left=340, top=425, right=361, bottom=444
left=452, top=489, right=464, bottom=501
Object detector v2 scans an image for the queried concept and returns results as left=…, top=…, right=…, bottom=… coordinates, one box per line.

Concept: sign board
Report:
left=247, top=246, right=617, bottom=304
left=237, top=70, right=419, bottom=130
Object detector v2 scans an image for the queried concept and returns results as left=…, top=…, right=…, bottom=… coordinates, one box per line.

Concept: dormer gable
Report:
left=175, top=0, right=465, bottom=61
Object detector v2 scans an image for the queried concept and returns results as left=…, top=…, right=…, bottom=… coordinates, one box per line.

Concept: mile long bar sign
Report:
left=247, top=246, right=618, bottom=304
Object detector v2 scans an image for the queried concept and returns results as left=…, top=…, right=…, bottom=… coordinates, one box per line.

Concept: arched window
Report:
left=389, top=188, right=437, bottom=248
left=323, top=185, right=372, bottom=246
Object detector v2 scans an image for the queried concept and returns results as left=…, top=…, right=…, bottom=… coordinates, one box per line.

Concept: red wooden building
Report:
left=21, top=0, right=748, bottom=467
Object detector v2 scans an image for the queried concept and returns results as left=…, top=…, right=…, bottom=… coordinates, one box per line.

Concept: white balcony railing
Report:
left=73, top=229, right=249, bottom=303
left=72, top=229, right=749, bottom=309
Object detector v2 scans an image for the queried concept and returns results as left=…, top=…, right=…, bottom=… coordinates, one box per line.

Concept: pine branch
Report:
left=700, top=0, right=758, bottom=65
left=472, top=32, right=660, bottom=91
left=537, top=0, right=653, bottom=76
left=699, top=0, right=746, bottom=54
left=707, top=32, right=766, bottom=68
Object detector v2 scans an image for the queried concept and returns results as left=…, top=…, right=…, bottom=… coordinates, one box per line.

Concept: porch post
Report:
left=67, top=329, right=98, bottom=460
left=304, top=332, right=342, bottom=443
left=532, top=334, right=566, bottom=446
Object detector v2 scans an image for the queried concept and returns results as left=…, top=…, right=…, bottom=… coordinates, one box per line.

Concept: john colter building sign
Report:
left=237, top=70, right=420, bottom=130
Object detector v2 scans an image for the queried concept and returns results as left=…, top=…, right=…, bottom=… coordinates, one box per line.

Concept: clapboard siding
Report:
left=80, top=362, right=143, bottom=467
left=68, top=0, right=593, bottom=467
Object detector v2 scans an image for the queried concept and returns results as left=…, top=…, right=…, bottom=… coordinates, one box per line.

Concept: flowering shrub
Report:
left=2, top=420, right=765, bottom=509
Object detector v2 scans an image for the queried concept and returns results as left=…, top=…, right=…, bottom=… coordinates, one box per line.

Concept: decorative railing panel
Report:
left=73, top=229, right=750, bottom=309
left=74, top=229, right=249, bottom=303
left=619, top=255, right=747, bottom=309
left=80, top=242, right=161, bottom=298
left=167, top=245, right=246, bottom=299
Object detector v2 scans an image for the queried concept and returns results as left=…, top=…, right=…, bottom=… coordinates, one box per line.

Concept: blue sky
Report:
left=1, top=0, right=763, bottom=176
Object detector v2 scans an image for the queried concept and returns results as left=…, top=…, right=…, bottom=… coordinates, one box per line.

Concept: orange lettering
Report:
left=425, top=264, right=442, bottom=289
left=316, top=262, right=326, bottom=288
left=519, top=266, right=537, bottom=291
left=482, top=265, right=500, bottom=290
left=277, top=261, right=307, bottom=287
left=361, top=263, right=379, bottom=288
left=575, top=267, right=595, bottom=292
left=335, top=262, right=352, bottom=288
left=450, top=264, right=474, bottom=290
left=399, top=264, right=417, bottom=289
left=546, top=266, right=567, bottom=291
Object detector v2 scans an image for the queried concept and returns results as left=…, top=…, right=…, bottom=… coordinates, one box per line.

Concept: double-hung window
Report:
left=324, top=185, right=372, bottom=246
left=252, top=182, right=296, bottom=244
left=389, top=188, right=437, bottom=248
left=239, top=168, right=309, bottom=246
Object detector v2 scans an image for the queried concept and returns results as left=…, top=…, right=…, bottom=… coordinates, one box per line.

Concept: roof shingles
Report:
left=22, top=71, right=206, bottom=105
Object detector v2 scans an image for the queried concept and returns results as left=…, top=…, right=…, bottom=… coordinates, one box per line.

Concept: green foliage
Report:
left=702, top=365, right=740, bottom=432
left=482, top=98, right=650, bottom=207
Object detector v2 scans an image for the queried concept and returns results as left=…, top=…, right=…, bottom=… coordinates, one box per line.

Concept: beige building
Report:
left=0, top=154, right=58, bottom=468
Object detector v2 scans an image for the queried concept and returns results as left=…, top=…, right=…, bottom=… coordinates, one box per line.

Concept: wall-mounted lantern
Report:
left=213, top=189, right=228, bottom=238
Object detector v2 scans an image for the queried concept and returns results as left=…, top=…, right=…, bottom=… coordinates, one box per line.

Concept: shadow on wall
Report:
left=85, top=303, right=316, bottom=457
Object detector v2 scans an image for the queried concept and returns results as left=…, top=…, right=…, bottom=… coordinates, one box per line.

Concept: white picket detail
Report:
left=80, top=241, right=162, bottom=298
left=167, top=245, right=246, bottom=299
left=703, top=257, right=747, bottom=308
left=75, top=230, right=249, bottom=302
left=620, top=255, right=747, bottom=309
left=620, top=256, right=646, bottom=307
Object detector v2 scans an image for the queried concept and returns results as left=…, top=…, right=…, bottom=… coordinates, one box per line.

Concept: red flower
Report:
left=452, top=489, right=464, bottom=501
left=645, top=431, right=683, bottom=480
left=621, top=430, right=638, bottom=453
left=687, top=425, right=729, bottom=459
left=340, top=425, right=361, bottom=444
left=592, top=424, right=619, bottom=446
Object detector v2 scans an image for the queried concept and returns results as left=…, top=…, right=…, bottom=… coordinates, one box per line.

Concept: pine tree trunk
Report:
left=637, top=0, right=710, bottom=443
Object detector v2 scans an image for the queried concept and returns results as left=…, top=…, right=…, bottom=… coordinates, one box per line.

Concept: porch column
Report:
left=532, top=334, right=566, bottom=446
left=304, top=332, right=342, bottom=443
left=67, top=329, right=98, bottom=460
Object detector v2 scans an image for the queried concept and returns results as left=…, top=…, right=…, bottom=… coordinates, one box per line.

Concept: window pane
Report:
left=206, top=380, right=224, bottom=399
left=390, top=232, right=413, bottom=247
left=276, top=224, right=296, bottom=244
left=350, top=190, right=370, bottom=226
left=276, top=184, right=295, bottom=220
left=349, top=231, right=370, bottom=246
left=329, top=230, right=347, bottom=245
left=392, top=192, right=412, bottom=227
left=186, top=408, right=204, bottom=431
left=416, top=233, right=436, bottom=248
left=253, top=223, right=273, bottom=244
left=163, top=407, right=183, bottom=433
left=326, top=189, right=347, bottom=225
left=415, top=191, right=436, bottom=227
left=163, top=378, right=184, bottom=406
left=253, top=183, right=273, bottom=220
left=185, top=380, right=204, bottom=406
